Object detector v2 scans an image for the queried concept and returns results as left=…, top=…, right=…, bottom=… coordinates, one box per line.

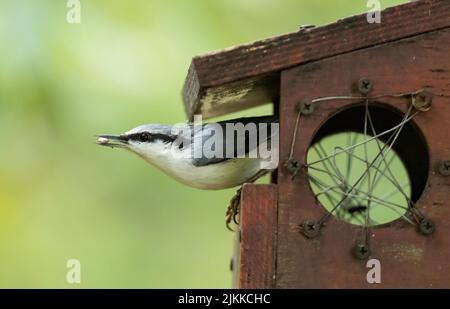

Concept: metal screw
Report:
left=299, top=24, right=316, bottom=31
left=297, top=100, right=315, bottom=115
left=354, top=243, right=371, bottom=260
left=285, top=158, right=300, bottom=176
left=300, top=220, right=320, bottom=238
left=358, top=78, right=373, bottom=95
left=413, top=91, right=432, bottom=112
left=419, top=218, right=435, bottom=235
left=438, top=161, right=450, bottom=176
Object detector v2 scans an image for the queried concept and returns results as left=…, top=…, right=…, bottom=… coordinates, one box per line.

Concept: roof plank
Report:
left=182, top=0, right=450, bottom=119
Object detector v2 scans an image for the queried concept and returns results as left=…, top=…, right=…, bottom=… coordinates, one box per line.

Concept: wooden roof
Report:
left=182, top=0, right=450, bottom=120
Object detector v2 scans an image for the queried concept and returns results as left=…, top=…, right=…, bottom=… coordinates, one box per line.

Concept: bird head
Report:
left=96, top=124, right=180, bottom=164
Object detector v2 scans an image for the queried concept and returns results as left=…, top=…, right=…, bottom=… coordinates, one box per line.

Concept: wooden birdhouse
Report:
left=182, top=0, right=450, bottom=288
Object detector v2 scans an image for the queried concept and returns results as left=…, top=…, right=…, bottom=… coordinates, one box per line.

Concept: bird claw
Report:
left=226, top=188, right=242, bottom=231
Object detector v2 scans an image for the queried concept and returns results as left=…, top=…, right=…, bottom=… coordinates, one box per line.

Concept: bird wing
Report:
left=191, top=115, right=278, bottom=167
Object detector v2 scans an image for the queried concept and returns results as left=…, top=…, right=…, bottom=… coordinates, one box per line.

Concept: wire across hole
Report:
left=305, top=102, right=429, bottom=227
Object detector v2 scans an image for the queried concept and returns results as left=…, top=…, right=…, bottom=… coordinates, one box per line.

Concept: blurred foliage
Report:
left=0, top=0, right=407, bottom=288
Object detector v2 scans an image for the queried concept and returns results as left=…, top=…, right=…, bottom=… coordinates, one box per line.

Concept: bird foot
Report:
left=226, top=188, right=242, bottom=231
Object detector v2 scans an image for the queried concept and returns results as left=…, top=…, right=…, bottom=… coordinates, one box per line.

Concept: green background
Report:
left=0, top=0, right=407, bottom=288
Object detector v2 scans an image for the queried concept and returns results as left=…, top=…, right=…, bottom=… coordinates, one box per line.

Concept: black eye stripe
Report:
left=128, top=132, right=176, bottom=144
left=140, top=132, right=150, bottom=142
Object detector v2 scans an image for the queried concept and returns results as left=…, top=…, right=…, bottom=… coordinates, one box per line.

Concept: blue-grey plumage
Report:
left=97, top=116, right=279, bottom=190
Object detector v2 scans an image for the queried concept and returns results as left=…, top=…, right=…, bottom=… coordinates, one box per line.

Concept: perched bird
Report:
left=97, top=115, right=279, bottom=228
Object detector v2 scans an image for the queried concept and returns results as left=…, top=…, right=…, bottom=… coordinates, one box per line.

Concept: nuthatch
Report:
left=97, top=116, right=279, bottom=190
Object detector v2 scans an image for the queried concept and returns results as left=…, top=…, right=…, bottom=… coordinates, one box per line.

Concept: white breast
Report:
left=135, top=141, right=269, bottom=190
left=155, top=155, right=265, bottom=190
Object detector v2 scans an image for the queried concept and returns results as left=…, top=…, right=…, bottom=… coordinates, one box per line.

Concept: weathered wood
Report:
left=183, top=0, right=450, bottom=119
left=183, top=72, right=279, bottom=119
left=233, top=184, right=278, bottom=289
left=277, top=28, right=450, bottom=288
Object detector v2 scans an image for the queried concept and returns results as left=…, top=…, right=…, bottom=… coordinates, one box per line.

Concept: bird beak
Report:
left=96, top=134, right=129, bottom=148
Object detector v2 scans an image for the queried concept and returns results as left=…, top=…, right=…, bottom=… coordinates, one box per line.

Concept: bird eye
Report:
left=139, top=132, right=151, bottom=142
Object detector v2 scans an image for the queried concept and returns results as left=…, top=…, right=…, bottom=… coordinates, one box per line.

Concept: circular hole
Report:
left=306, top=103, right=429, bottom=227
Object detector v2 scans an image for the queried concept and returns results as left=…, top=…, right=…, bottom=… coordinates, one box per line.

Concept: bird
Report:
left=97, top=115, right=279, bottom=229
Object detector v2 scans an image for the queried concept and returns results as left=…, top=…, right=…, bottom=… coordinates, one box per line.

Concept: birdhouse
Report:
left=182, top=0, right=450, bottom=288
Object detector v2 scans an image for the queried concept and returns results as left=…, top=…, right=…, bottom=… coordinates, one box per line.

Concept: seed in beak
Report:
left=97, top=137, right=109, bottom=145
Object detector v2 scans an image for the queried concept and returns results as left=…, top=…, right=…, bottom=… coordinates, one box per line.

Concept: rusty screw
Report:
left=358, top=78, right=373, bottom=95
left=300, top=220, right=320, bottom=238
left=285, top=158, right=300, bottom=176
left=354, top=243, right=371, bottom=260
left=438, top=160, right=450, bottom=176
left=299, top=24, right=316, bottom=31
left=419, top=218, right=435, bottom=236
left=413, top=91, right=433, bottom=112
left=297, top=100, right=315, bottom=115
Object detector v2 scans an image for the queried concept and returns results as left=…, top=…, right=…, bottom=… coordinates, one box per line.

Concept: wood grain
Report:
left=183, top=0, right=450, bottom=119
left=234, top=184, right=278, bottom=289
left=277, top=28, right=450, bottom=288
